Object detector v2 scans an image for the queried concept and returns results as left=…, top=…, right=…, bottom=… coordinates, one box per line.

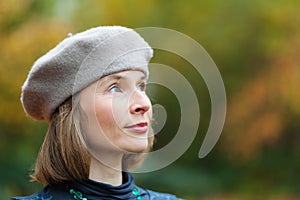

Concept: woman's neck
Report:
left=89, top=155, right=123, bottom=186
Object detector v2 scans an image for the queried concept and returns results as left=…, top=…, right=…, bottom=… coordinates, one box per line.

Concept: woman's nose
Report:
left=129, top=91, right=151, bottom=114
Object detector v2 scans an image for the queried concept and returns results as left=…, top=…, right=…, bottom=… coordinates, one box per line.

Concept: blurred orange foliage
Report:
left=0, top=1, right=72, bottom=125
left=221, top=31, right=300, bottom=160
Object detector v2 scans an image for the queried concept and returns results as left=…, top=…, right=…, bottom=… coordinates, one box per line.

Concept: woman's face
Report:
left=80, top=70, right=152, bottom=156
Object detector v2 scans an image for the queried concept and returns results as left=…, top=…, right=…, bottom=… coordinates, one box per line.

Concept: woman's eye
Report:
left=137, top=82, right=146, bottom=91
left=108, top=84, right=121, bottom=93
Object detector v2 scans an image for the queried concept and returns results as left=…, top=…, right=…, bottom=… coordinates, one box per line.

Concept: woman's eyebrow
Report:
left=99, top=75, right=123, bottom=87
left=98, top=73, right=146, bottom=87
left=140, top=75, right=146, bottom=81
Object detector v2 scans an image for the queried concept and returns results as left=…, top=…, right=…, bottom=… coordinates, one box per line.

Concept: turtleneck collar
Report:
left=50, top=172, right=149, bottom=200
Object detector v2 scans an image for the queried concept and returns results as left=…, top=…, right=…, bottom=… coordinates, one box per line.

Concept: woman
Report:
left=12, top=26, right=182, bottom=200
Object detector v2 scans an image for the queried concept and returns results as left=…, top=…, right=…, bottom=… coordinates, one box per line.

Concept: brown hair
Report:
left=30, top=94, right=154, bottom=185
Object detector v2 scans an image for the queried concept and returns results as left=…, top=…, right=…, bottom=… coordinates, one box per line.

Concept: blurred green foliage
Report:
left=1, top=0, right=300, bottom=199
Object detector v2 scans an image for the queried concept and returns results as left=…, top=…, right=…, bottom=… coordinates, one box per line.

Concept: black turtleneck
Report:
left=11, top=172, right=182, bottom=200
left=47, top=172, right=148, bottom=200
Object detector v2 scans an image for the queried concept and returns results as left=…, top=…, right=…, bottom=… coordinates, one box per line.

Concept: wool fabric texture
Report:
left=21, top=26, right=153, bottom=122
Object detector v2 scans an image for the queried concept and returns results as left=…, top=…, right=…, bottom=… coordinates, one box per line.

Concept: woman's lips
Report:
left=125, top=122, right=148, bottom=133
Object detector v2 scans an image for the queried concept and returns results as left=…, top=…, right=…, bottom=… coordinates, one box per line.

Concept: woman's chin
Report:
left=121, top=140, right=149, bottom=154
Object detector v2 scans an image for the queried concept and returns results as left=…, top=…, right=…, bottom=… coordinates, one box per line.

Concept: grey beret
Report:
left=21, top=26, right=153, bottom=122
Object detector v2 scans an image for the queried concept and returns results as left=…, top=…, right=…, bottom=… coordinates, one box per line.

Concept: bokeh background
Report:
left=1, top=0, right=300, bottom=199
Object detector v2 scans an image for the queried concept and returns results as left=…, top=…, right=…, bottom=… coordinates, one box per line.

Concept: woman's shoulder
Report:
left=143, top=188, right=183, bottom=200
left=12, top=185, right=183, bottom=200
left=10, top=191, right=52, bottom=200
left=11, top=186, right=55, bottom=200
